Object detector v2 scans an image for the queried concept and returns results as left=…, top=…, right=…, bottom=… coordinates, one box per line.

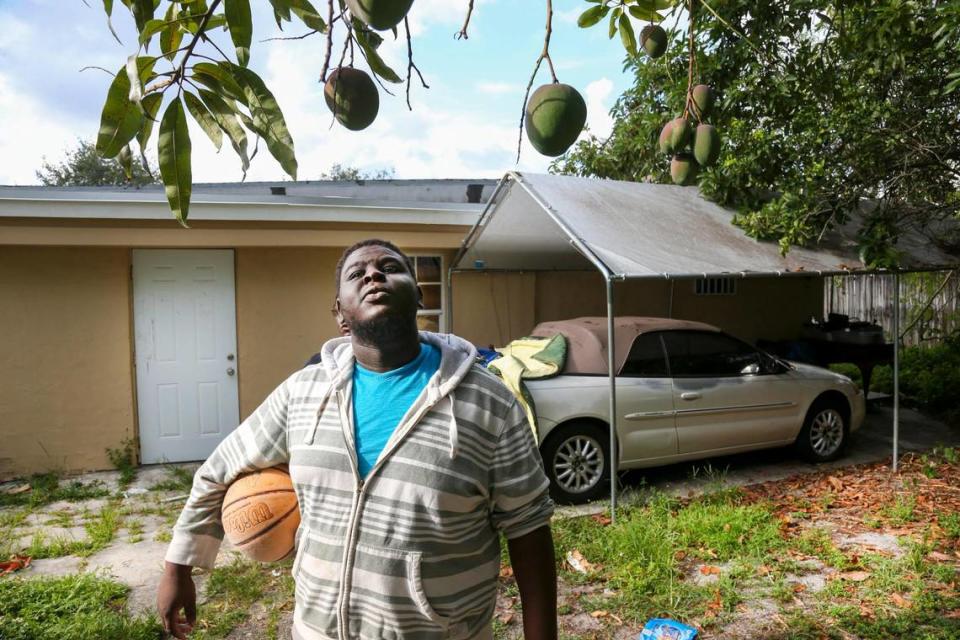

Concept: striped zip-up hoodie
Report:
left=165, top=331, right=555, bottom=640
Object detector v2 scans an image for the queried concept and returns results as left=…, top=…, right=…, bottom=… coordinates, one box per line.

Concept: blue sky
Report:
left=0, top=0, right=637, bottom=184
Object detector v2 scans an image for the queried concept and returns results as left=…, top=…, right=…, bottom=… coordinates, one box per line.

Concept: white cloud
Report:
left=583, top=77, right=614, bottom=140
left=476, top=81, right=519, bottom=95
left=0, top=73, right=88, bottom=185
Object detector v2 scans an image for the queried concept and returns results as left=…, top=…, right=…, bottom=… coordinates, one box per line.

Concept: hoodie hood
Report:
left=308, top=331, right=479, bottom=459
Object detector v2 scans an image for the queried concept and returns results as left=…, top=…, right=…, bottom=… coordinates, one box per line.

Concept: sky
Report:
left=0, top=0, right=637, bottom=185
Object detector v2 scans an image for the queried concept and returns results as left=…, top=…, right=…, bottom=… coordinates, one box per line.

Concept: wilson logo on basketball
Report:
left=226, top=502, right=274, bottom=535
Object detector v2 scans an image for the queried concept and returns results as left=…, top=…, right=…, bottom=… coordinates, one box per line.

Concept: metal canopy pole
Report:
left=605, top=276, right=618, bottom=523
left=893, top=272, right=901, bottom=472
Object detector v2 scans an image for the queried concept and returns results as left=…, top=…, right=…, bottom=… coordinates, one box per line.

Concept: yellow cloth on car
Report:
left=486, top=334, right=567, bottom=442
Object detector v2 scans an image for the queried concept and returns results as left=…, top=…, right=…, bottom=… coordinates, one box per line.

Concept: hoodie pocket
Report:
left=352, top=542, right=450, bottom=633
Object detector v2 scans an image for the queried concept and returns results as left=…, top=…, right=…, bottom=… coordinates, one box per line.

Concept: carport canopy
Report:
left=449, top=171, right=959, bottom=519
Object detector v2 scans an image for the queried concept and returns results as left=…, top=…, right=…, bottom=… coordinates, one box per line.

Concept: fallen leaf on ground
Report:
left=945, top=609, right=960, bottom=619
left=4, top=484, right=30, bottom=495
left=674, top=550, right=687, bottom=561
left=497, top=612, right=514, bottom=625
left=890, top=593, right=911, bottom=608
left=827, top=476, right=844, bottom=492
left=792, top=583, right=806, bottom=593
left=927, top=551, right=954, bottom=563
left=566, top=550, right=598, bottom=574
left=757, top=565, right=772, bottom=576
left=590, top=513, right=612, bottom=526
left=699, top=565, right=722, bottom=575
left=859, top=604, right=875, bottom=619
left=839, top=570, right=871, bottom=582
left=499, top=565, right=513, bottom=578
left=0, top=555, right=31, bottom=576
left=590, top=610, right=608, bottom=619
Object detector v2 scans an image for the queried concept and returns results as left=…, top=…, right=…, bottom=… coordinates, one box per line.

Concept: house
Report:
left=6, top=173, right=949, bottom=479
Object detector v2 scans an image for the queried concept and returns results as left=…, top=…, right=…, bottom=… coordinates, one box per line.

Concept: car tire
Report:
left=795, top=397, right=849, bottom=463
left=541, top=422, right=611, bottom=505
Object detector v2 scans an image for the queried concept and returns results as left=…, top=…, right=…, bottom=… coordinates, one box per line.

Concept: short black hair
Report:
left=334, top=238, right=416, bottom=294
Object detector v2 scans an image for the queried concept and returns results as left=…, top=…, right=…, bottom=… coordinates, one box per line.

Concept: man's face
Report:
left=335, top=245, right=420, bottom=341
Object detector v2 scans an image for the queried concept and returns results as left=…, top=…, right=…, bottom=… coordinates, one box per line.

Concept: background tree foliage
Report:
left=555, top=0, right=960, bottom=265
left=37, top=140, right=157, bottom=187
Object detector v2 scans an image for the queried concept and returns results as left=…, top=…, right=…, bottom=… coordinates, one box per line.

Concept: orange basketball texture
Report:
left=221, top=467, right=300, bottom=562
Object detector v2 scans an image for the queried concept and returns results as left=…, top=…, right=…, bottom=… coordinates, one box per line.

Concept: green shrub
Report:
left=872, top=335, right=960, bottom=421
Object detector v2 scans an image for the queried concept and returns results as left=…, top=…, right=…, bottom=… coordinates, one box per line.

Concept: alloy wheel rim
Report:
left=810, top=408, right=844, bottom=457
left=553, top=435, right=604, bottom=494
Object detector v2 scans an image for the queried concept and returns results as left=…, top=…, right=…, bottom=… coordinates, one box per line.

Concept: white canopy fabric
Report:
left=454, top=172, right=956, bottom=277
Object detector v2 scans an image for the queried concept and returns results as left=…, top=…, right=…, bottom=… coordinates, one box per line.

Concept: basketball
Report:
left=221, top=466, right=300, bottom=562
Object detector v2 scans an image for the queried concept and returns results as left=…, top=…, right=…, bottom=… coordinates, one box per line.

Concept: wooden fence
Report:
left=825, top=270, right=959, bottom=347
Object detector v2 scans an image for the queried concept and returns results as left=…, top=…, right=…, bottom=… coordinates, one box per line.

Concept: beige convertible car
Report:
left=525, top=317, right=866, bottom=504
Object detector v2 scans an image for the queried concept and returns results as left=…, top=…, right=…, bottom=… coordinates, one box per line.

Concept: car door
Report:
left=663, top=331, right=799, bottom=455
left=616, top=332, right=679, bottom=464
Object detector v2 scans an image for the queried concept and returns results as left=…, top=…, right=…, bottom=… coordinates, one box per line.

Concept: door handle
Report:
left=226, top=368, right=235, bottom=376
left=680, top=392, right=701, bottom=401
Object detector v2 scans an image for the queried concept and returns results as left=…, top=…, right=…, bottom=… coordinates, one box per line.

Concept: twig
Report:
left=172, top=0, right=223, bottom=88
left=684, top=0, right=696, bottom=119
left=405, top=17, right=429, bottom=110
left=456, top=0, right=475, bottom=40
left=516, top=0, right=558, bottom=163
left=320, top=0, right=336, bottom=83
left=262, top=29, right=318, bottom=42
left=79, top=65, right=115, bottom=76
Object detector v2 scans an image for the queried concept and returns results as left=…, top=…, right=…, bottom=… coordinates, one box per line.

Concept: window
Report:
left=695, top=277, right=737, bottom=296
left=620, top=333, right=669, bottom=377
left=663, top=331, right=762, bottom=377
left=413, top=255, right=445, bottom=333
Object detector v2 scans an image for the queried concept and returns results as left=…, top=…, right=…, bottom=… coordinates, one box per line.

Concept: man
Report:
left=157, top=239, right=557, bottom=640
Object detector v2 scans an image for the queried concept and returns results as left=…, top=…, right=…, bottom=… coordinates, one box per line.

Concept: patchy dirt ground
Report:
left=491, top=451, right=960, bottom=639
left=2, top=414, right=959, bottom=639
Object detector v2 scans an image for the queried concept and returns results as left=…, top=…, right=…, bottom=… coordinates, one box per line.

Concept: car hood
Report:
left=786, top=360, right=854, bottom=383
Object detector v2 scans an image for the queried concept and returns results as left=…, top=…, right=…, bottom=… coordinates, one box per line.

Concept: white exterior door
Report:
left=133, top=250, right=240, bottom=464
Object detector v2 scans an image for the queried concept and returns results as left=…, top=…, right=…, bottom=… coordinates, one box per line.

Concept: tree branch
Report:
left=516, top=0, right=557, bottom=162
left=456, top=0, right=475, bottom=40
left=405, top=17, right=429, bottom=110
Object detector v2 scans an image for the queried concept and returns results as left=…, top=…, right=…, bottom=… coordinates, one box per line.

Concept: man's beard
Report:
left=347, top=311, right=417, bottom=346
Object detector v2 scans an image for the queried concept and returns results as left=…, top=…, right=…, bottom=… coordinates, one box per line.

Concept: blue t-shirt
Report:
left=352, top=342, right=441, bottom=477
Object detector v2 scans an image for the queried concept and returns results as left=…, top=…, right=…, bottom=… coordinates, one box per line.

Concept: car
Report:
left=524, top=317, right=866, bottom=504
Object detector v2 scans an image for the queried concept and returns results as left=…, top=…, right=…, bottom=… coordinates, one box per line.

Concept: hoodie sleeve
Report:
left=164, top=371, right=295, bottom=569
left=489, top=398, right=555, bottom=539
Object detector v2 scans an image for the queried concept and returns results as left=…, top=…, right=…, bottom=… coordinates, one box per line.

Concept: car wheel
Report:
left=795, top=398, right=848, bottom=463
left=541, top=422, right=611, bottom=505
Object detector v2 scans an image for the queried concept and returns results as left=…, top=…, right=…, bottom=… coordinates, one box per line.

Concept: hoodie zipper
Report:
left=333, top=383, right=448, bottom=640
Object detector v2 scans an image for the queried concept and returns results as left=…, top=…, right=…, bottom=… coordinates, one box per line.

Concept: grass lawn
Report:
left=1, top=451, right=958, bottom=638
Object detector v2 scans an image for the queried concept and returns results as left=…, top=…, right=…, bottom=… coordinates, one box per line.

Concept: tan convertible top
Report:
left=529, top=316, right=720, bottom=375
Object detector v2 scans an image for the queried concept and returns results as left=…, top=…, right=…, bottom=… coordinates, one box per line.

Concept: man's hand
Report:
left=157, top=561, right=197, bottom=639
left=507, top=525, right=558, bottom=640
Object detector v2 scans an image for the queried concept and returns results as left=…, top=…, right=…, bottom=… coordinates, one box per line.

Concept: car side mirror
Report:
left=740, top=362, right=760, bottom=375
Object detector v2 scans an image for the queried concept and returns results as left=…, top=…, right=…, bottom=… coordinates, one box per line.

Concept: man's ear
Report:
left=416, top=285, right=424, bottom=310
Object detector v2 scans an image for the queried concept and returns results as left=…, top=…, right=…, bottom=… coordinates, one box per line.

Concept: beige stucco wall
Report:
left=452, top=270, right=823, bottom=347
left=0, top=247, right=134, bottom=479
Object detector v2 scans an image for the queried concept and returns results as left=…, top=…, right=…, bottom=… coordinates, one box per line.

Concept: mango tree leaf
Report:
left=267, top=0, right=292, bottom=25
left=158, top=98, right=192, bottom=225
left=97, top=59, right=155, bottom=158
left=160, top=3, right=184, bottom=61
left=619, top=14, right=637, bottom=56
left=273, top=0, right=326, bottom=31
left=118, top=144, right=134, bottom=180
left=224, top=0, right=252, bottom=66
left=192, top=62, right=247, bottom=103
left=130, top=0, right=155, bottom=34
left=231, top=64, right=297, bottom=179
left=198, top=88, right=249, bottom=171
left=609, top=8, right=620, bottom=39
left=628, top=5, right=663, bottom=22
left=138, top=18, right=167, bottom=46
left=102, top=0, right=123, bottom=44
left=124, top=54, right=156, bottom=109
left=355, top=31, right=401, bottom=83
left=184, top=90, right=223, bottom=151
left=136, top=93, right=163, bottom=155
left=578, top=5, right=607, bottom=28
